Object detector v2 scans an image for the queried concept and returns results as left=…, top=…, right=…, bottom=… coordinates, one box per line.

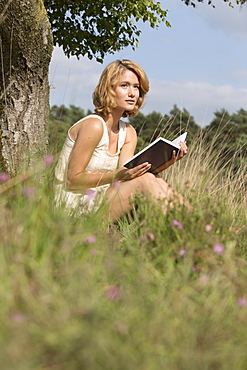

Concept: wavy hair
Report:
left=93, top=60, right=149, bottom=118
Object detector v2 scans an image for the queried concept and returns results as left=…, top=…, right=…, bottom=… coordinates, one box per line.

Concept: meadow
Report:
left=0, top=127, right=246, bottom=369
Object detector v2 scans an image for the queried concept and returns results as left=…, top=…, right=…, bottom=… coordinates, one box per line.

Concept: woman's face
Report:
left=113, top=69, right=140, bottom=113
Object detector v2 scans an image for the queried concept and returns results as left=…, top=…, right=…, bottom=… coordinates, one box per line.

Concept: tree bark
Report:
left=0, top=0, right=53, bottom=175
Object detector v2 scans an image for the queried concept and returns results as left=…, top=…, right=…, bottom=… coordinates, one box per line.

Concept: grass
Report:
left=0, top=129, right=246, bottom=369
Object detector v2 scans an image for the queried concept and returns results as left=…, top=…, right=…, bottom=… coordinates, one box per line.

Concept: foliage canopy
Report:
left=181, top=0, right=246, bottom=7
left=43, top=0, right=169, bottom=62
left=43, top=0, right=247, bottom=62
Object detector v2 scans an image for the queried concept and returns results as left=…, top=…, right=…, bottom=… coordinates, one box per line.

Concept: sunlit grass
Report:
left=0, top=128, right=246, bottom=369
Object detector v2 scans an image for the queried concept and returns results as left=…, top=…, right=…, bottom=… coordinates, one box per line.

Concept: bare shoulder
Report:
left=70, top=115, right=104, bottom=141
left=125, top=122, right=137, bottom=143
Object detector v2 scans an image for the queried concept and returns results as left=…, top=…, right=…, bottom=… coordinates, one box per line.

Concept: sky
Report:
left=49, top=0, right=247, bottom=127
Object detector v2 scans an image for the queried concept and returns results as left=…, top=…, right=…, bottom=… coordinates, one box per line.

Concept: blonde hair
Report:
left=93, top=60, right=149, bottom=118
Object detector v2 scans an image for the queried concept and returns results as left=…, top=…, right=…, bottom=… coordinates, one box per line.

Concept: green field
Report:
left=0, top=130, right=246, bottom=369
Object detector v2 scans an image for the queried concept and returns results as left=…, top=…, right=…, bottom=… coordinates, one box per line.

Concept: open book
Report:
left=123, top=132, right=187, bottom=174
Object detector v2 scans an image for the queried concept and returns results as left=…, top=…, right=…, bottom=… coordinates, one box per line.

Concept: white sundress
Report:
left=54, top=114, right=127, bottom=214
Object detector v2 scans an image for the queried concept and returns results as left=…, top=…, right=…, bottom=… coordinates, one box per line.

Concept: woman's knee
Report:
left=137, top=172, right=160, bottom=190
left=137, top=172, right=170, bottom=197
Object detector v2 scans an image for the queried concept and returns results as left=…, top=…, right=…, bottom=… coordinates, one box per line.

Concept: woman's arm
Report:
left=66, top=117, right=116, bottom=190
left=66, top=119, right=151, bottom=190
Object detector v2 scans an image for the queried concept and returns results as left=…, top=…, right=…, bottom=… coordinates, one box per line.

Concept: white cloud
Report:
left=165, top=0, right=247, bottom=39
left=49, top=47, right=247, bottom=127
left=49, top=47, right=104, bottom=109
left=196, top=1, right=247, bottom=39
left=142, top=79, right=247, bottom=126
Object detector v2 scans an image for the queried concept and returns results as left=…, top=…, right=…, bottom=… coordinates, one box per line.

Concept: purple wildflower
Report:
left=237, top=297, right=247, bottom=308
left=178, top=249, right=186, bottom=257
left=105, top=285, right=122, bottom=301
left=191, top=266, right=199, bottom=271
left=22, top=186, right=36, bottom=199
left=212, top=243, right=225, bottom=255
left=12, top=312, right=26, bottom=324
left=85, top=235, right=96, bottom=244
left=171, top=219, right=183, bottom=229
left=90, top=248, right=98, bottom=255
left=205, top=224, right=213, bottom=232
left=0, top=173, right=10, bottom=183
left=85, top=189, right=97, bottom=200
left=44, top=154, right=54, bottom=166
left=205, top=186, right=211, bottom=191
left=147, top=232, right=155, bottom=241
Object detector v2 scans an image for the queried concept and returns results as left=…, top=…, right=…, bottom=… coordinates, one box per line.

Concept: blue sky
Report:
left=49, top=0, right=247, bottom=127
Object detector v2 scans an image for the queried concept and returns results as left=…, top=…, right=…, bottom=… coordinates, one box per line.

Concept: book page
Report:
left=172, top=132, right=187, bottom=146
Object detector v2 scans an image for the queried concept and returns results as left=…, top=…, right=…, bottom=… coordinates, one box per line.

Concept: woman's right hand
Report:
left=116, top=162, right=152, bottom=181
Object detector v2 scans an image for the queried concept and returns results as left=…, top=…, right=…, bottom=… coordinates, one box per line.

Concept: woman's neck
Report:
left=105, top=109, right=124, bottom=131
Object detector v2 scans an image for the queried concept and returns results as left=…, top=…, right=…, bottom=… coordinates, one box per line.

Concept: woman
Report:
left=55, top=59, right=189, bottom=221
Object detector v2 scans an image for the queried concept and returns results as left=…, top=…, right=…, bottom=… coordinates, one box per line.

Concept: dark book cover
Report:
left=123, top=133, right=187, bottom=174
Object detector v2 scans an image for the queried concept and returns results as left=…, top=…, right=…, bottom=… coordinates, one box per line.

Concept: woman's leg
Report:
left=105, top=172, right=190, bottom=222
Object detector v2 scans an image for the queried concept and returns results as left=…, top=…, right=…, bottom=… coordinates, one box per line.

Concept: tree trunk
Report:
left=0, top=0, right=53, bottom=175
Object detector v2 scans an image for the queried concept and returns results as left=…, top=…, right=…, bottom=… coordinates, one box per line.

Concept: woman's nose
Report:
left=128, top=87, right=135, bottom=96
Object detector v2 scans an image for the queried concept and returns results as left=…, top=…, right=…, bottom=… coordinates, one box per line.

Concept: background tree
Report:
left=167, top=105, right=200, bottom=144
left=129, top=105, right=200, bottom=152
left=0, top=0, right=169, bottom=174
left=203, top=109, right=247, bottom=172
left=49, top=104, right=246, bottom=172
left=0, top=0, right=53, bottom=174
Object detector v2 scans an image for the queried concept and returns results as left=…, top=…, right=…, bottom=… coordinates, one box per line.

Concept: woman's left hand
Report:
left=168, top=141, right=188, bottom=164
left=177, top=140, right=188, bottom=160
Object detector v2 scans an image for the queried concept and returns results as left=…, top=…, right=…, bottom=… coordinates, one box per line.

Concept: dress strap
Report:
left=118, top=120, right=127, bottom=151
